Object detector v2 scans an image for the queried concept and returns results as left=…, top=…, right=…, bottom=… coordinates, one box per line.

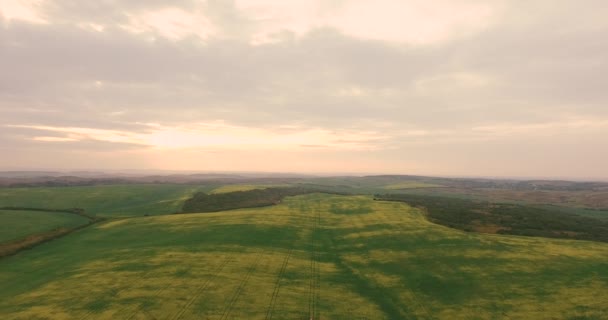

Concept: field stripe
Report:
left=218, top=252, right=263, bottom=320
left=122, top=255, right=232, bottom=320
left=314, top=206, right=321, bottom=319
left=316, top=207, right=321, bottom=319
left=308, top=204, right=321, bottom=320
left=170, top=256, right=232, bottom=320
left=79, top=267, right=157, bottom=320
left=308, top=211, right=315, bottom=319
left=141, top=309, right=159, bottom=320
left=327, top=212, right=411, bottom=319
left=264, top=248, right=294, bottom=320
left=123, top=269, right=175, bottom=320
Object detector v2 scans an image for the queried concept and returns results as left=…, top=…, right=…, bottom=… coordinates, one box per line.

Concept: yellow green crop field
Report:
left=0, top=194, right=607, bottom=319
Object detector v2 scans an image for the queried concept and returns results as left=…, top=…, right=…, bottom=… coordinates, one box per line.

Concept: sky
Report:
left=1, top=0, right=607, bottom=179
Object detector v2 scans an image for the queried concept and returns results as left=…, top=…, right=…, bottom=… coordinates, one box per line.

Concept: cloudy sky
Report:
left=1, top=0, right=607, bottom=178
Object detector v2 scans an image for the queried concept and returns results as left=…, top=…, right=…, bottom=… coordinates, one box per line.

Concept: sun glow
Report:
left=8, top=123, right=385, bottom=151
left=0, top=0, right=46, bottom=24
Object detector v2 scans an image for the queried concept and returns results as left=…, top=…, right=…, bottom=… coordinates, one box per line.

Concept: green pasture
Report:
left=0, top=210, right=89, bottom=243
left=0, top=184, right=208, bottom=218
left=0, top=194, right=606, bottom=319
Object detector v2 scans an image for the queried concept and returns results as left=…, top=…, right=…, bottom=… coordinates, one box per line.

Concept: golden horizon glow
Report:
left=7, top=123, right=387, bottom=151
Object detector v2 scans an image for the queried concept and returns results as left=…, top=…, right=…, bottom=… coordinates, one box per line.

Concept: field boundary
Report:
left=0, top=218, right=101, bottom=259
left=0, top=206, right=96, bottom=219
left=374, top=195, right=608, bottom=243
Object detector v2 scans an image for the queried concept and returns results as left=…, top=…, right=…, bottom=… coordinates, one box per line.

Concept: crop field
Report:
left=0, top=210, right=89, bottom=243
left=0, top=184, right=208, bottom=218
left=1, top=194, right=607, bottom=319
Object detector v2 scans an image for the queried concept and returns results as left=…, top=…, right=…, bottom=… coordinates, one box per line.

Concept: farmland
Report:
left=210, top=184, right=289, bottom=194
left=0, top=184, right=209, bottom=218
left=0, top=210, right=90, bottom=243
left=375, top=193, right=608, bottom=242
left=383, top=182, right=445, bottom=190
left=1, top=193, right=607, bottom=319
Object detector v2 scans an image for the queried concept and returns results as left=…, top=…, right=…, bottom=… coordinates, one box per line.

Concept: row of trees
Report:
left=375, top=194, right=608, bottom=243
left=180, top=187, right=319, bottom=213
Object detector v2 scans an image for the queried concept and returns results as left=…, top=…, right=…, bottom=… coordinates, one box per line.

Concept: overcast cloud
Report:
left=1, top=0, right=607, bottom=178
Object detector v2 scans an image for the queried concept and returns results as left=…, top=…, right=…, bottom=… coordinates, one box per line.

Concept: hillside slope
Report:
left=0, top=194, right=606, bottom=319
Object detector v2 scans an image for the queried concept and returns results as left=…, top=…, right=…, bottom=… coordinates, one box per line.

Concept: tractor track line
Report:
left=125, top=256, right=231, bottom=320
left=264, top=247, right=294, bottom=320
left=80, top=267, right=156, bottom=320
left=308, top=206, right=321, bottom=320
left=121, top=268, right=178, bottom=320
left=219, top=252, right=263, bottom=320
left=171, top=256, right=232, bottom=320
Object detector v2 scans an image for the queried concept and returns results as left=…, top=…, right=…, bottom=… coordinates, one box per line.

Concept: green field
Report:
left=0, top=194, right=606, bottom=319
left=0, top=184, right=208, bottom=217
left=0, top=210, right=90, bottom=243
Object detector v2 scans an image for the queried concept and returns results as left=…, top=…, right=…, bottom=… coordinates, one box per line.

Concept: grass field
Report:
left=0, top=184, right=209, bottom=217
left=0, top=194, right=606, bottom=319
left=0, top=210, right=90, bottom=243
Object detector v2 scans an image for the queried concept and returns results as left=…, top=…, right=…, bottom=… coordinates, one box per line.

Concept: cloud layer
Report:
left=1, top=0, right=607, bottom=178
